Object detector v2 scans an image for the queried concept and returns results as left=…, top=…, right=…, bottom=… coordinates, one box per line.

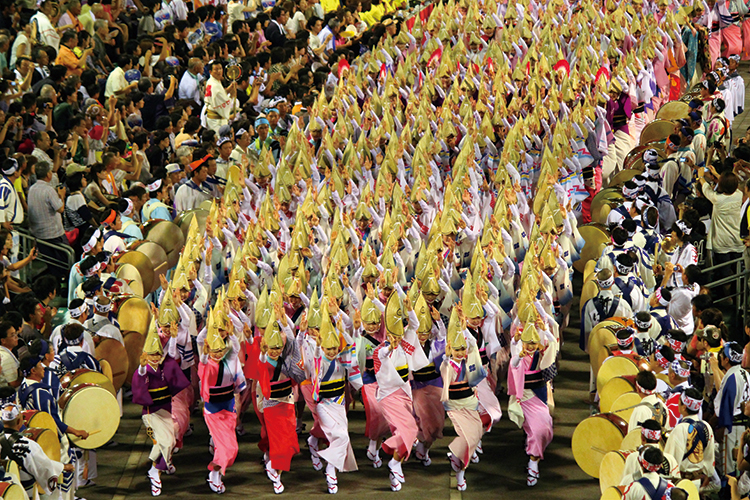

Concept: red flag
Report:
left=487, top=57, right=494, bottom=75
left=379, top=63, right=387, bottom=80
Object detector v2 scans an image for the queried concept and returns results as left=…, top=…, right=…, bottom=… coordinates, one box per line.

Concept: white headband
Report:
left=69, top=304, right=86, bottom=318
left=676, top=220, right=691, bottom=236
left=83, top=229, right=101, bottom=254
left=0, top=403, right=19, bottom=422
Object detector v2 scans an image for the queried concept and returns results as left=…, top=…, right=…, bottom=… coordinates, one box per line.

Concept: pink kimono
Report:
left=507, top=351, right=554, bottom=459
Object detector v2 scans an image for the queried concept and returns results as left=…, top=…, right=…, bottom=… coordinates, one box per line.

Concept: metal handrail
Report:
left=701, top=256, right=750, bottom=329
left=14, top=227, right=74, bottom=284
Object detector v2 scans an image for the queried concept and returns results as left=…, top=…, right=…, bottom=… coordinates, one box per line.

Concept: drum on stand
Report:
left=588, top=320, right=625, bottom=376
left=23, top=428, right=60, bottom=461
left=127, top=241, right=169, bottom=291
left=175, top=209, right=208, bottom=240
left=656, top=101, right=690, bottom=121
left=59, top=384, right=120, bottom=450
left=589, top=189, right=624, bottom=225
left=95, top=338, right=129, bottom=392
left=114, top=263, right=145, bottom=298
left=0, top=481, right=26, bottom=500
left=599, top=450, right=636, bottom=493
left=60, top=368, right=115, bottom=396
left=572, top=413, right=629, bottom=478
left=115, top=252, right=155, bottom=295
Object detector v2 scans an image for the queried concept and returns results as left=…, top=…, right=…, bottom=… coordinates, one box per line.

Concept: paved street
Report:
left=80, top=290, right=599, bottom=500
left=77, top=69, right=750, bottom=500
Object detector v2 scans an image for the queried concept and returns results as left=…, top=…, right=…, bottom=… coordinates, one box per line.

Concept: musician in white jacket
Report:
left=0, top=402, right=70, bottom=499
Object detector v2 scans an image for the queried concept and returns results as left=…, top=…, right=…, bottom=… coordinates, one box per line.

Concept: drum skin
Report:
left=572, top=413, right=628, bottom=478
left=116, top=252, right=155, bottom=295
left=676, top=479, right=700, bottom=500
left=116, top=298, right=151, bottom=336
left=175, top=209, right=208, bottom=240
left=597, top=357, right=639, bottom=394
left=639, top=120, right=674, bottom=145
left=21, top=410, right=57, bottom=435
left=600, top=485, right=626, bottom=500
left=620, top=428, right=645, bottom=451
left=599, top=450, right=635, bottom=493
left=574, top=223, right=610, bottom=273
left=144, top=220, right=186, bottom=269
left=0, top=460, right=20, bottom=487
left=123, top=331, right=146, bottom=387
left=600, top=377, right=636, bottom=413
left=115, top=263, right=144, bottom=298
left=95, top=339, right=129, bottom=392
left=59, top=384, right=120, bottom=450
left=0, top=481, right=26, bottom=500
left=23, top=428, right=60, bottom=461
left=610, top=392, right=643, bottom=423
left=60, top=368, right=116, bottom=396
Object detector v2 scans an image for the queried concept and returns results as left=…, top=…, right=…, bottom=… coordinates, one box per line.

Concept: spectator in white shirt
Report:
left=0, top=157, right=23, bottom=229
left=286, top=0, right=308, bottom=35
left=178, top=57, right=205, bottom=105
left=105, top=54, right=138, bottom=98
left=318, top=18, right=339, bottom=53
left=0, top=322, right=19, bottom=388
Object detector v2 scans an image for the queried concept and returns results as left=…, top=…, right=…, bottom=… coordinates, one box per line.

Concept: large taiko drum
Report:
left=21, top=410, right=57, bottom=435
left=95, top=338, right=129, bottom=392
left=599, top=449, right=637, bottom=493
left=610, top=391, right=643, bottom=423
left=123, top=331, right=146, bottom=387
left=574, top=223, right=610, bottom=272
left=143, top=220, right=185, bottom=269
left=572, top=413, right=629, bottom=478
left=676, top=479, right=700, bottom=500
left=619, top=427, right=651, bottom=451
left=0, top=481, right=26, bottom=500
left=588, top=319, right=623, bottom=372
left=596, top=356, right=640, bottom=394
left=59, top=384, right=120, bottom=449
left=60, top=368, right=115, bottom=396
left=639, top=119, right=674, bottom=145
left=600, top=485, right=626, bottom=500
left=600, top=377, right=636, bottom=414
left=115, top=297, right=151, bottom=336
left=23, top=428, right=60, bottom=461
left=0, top=460, right=20, bottom=487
